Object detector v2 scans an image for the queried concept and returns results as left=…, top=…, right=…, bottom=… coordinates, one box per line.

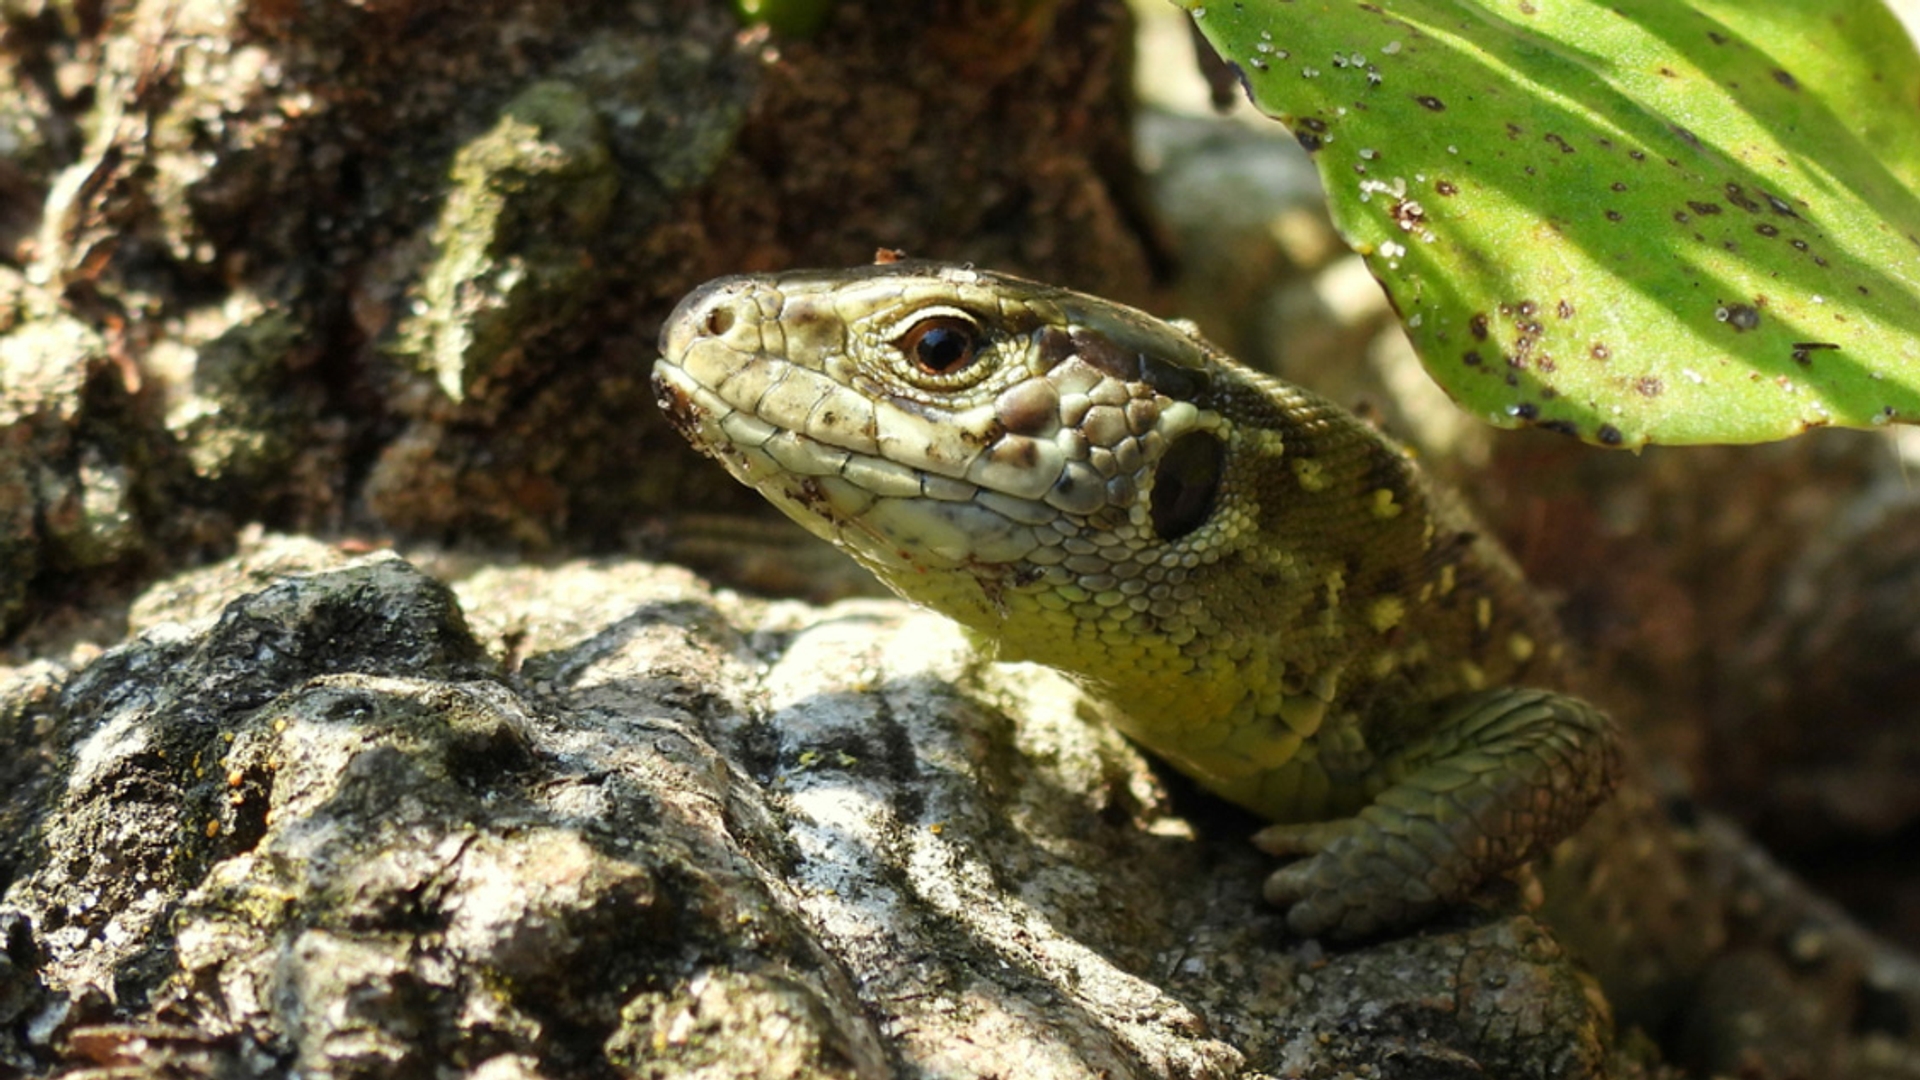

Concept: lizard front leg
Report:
left=1256, top=688, right=1621, bottom=939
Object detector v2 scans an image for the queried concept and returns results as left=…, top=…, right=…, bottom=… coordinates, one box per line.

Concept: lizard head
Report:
left=652, top=261, right=1264, bottom=651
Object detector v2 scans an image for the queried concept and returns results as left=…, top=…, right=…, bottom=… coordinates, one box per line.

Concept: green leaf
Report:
left=1183, top=0, right=1920, bottom=446
left=734, top=0, right=836, bottom=36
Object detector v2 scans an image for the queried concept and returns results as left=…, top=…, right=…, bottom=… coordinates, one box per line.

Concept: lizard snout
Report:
left=657, top=275, right=759, bottom=362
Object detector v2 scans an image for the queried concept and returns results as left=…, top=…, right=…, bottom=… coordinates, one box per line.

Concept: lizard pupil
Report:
left=899, top=317, right=980, bottom=375
left=1150, top=431, right=1225, bottom=541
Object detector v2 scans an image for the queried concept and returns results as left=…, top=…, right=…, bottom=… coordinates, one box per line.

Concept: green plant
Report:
left=1184, top=0, right=1920, bottom=446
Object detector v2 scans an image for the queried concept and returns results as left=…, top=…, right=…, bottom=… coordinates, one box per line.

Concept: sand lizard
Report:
left=651, top=258, right=1623, bottom=939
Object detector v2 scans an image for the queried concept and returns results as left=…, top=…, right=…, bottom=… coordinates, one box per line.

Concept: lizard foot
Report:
left=1256, top=803, right=1467, bottom=938
left=1255, top=688, right=1621, bottom=939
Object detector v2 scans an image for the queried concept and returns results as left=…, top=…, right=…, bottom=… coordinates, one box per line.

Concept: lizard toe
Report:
left=1251, top=819, right=1354, bottom=857
left=1263, top=826, right=1451, bottom=939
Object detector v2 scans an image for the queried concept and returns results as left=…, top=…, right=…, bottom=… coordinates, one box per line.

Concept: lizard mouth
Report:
left=651, top=353, right=1052, bottom=571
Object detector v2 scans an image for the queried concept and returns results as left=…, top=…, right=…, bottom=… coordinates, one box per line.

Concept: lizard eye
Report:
left=1150, top=431, right=1225, bottom=541
left=897, top=316, right=982, bottom=376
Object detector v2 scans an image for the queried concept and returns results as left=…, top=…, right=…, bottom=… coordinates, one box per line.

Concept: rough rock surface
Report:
left=0, top=536, right=1628, bottom=1078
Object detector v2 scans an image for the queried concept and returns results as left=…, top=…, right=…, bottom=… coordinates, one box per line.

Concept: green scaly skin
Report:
left=652, top=259, right=1621, bottom=939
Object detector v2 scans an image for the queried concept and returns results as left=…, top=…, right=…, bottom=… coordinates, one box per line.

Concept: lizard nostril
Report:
left=660, top=276, right=753, bottom=358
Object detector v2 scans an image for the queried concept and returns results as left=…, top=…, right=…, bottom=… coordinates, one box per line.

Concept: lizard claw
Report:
left=1251, top=819, right=1351, bottom=857
left=1258, top=811, right=1451, bottom=938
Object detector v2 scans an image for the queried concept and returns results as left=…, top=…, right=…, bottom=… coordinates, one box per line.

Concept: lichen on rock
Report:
left=400, top=80, right=620, bottom=402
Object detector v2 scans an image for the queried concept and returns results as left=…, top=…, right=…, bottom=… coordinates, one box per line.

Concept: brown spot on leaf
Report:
left=1755, top=223, right=1778, bottom=237
left=1790, top=342, right=1839, bottom=366
left=1557, top=300, right=1574, bottom=320
left=1687, top=201, right=1723, bottom=215
left=1295, top=116, right=1327, bottom=152
left=1597, top=424, right=1624, bottom=446
left=1715, top=303, right=1761, bottom=331
left=1606, top=210, right=1623, bottom=221
left=1725, top=184, right=1761, bottom=212
left=1545, top=133, right=1574, bottom=153
left=1635, top=376, right=1663, bottom=397
left=1416, top=95, right=1446, bottom=111
left=1436, top=179, right=1459, bottom=196
left=1590, top=343, right=1611, bottom=361
left=1470, top=313, right=1489, bottom=340
left=1773, top=69, right=1800, bottom=90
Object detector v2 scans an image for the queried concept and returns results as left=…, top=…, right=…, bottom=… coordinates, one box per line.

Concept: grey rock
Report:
left=0, top=308, right=155, bottom=638
left=0, top=536, right=1617, bottom=1078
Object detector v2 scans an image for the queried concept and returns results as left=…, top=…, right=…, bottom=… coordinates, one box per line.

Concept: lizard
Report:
left=651, top=258, right=1920, bottom=1073
left=650, top=257, right=1621, bottom=941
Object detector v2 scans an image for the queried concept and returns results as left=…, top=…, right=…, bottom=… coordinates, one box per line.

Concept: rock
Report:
left=0, top=305, right=163, bottom=638
left=0, top=536, right=1620, bottom=1078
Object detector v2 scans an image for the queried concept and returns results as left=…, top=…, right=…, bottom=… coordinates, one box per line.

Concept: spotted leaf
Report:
left=1183, top=0, right=1920, bottom=446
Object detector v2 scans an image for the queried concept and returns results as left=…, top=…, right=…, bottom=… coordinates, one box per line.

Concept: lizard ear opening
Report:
left=1149, top=431, right=1225, bottom=541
